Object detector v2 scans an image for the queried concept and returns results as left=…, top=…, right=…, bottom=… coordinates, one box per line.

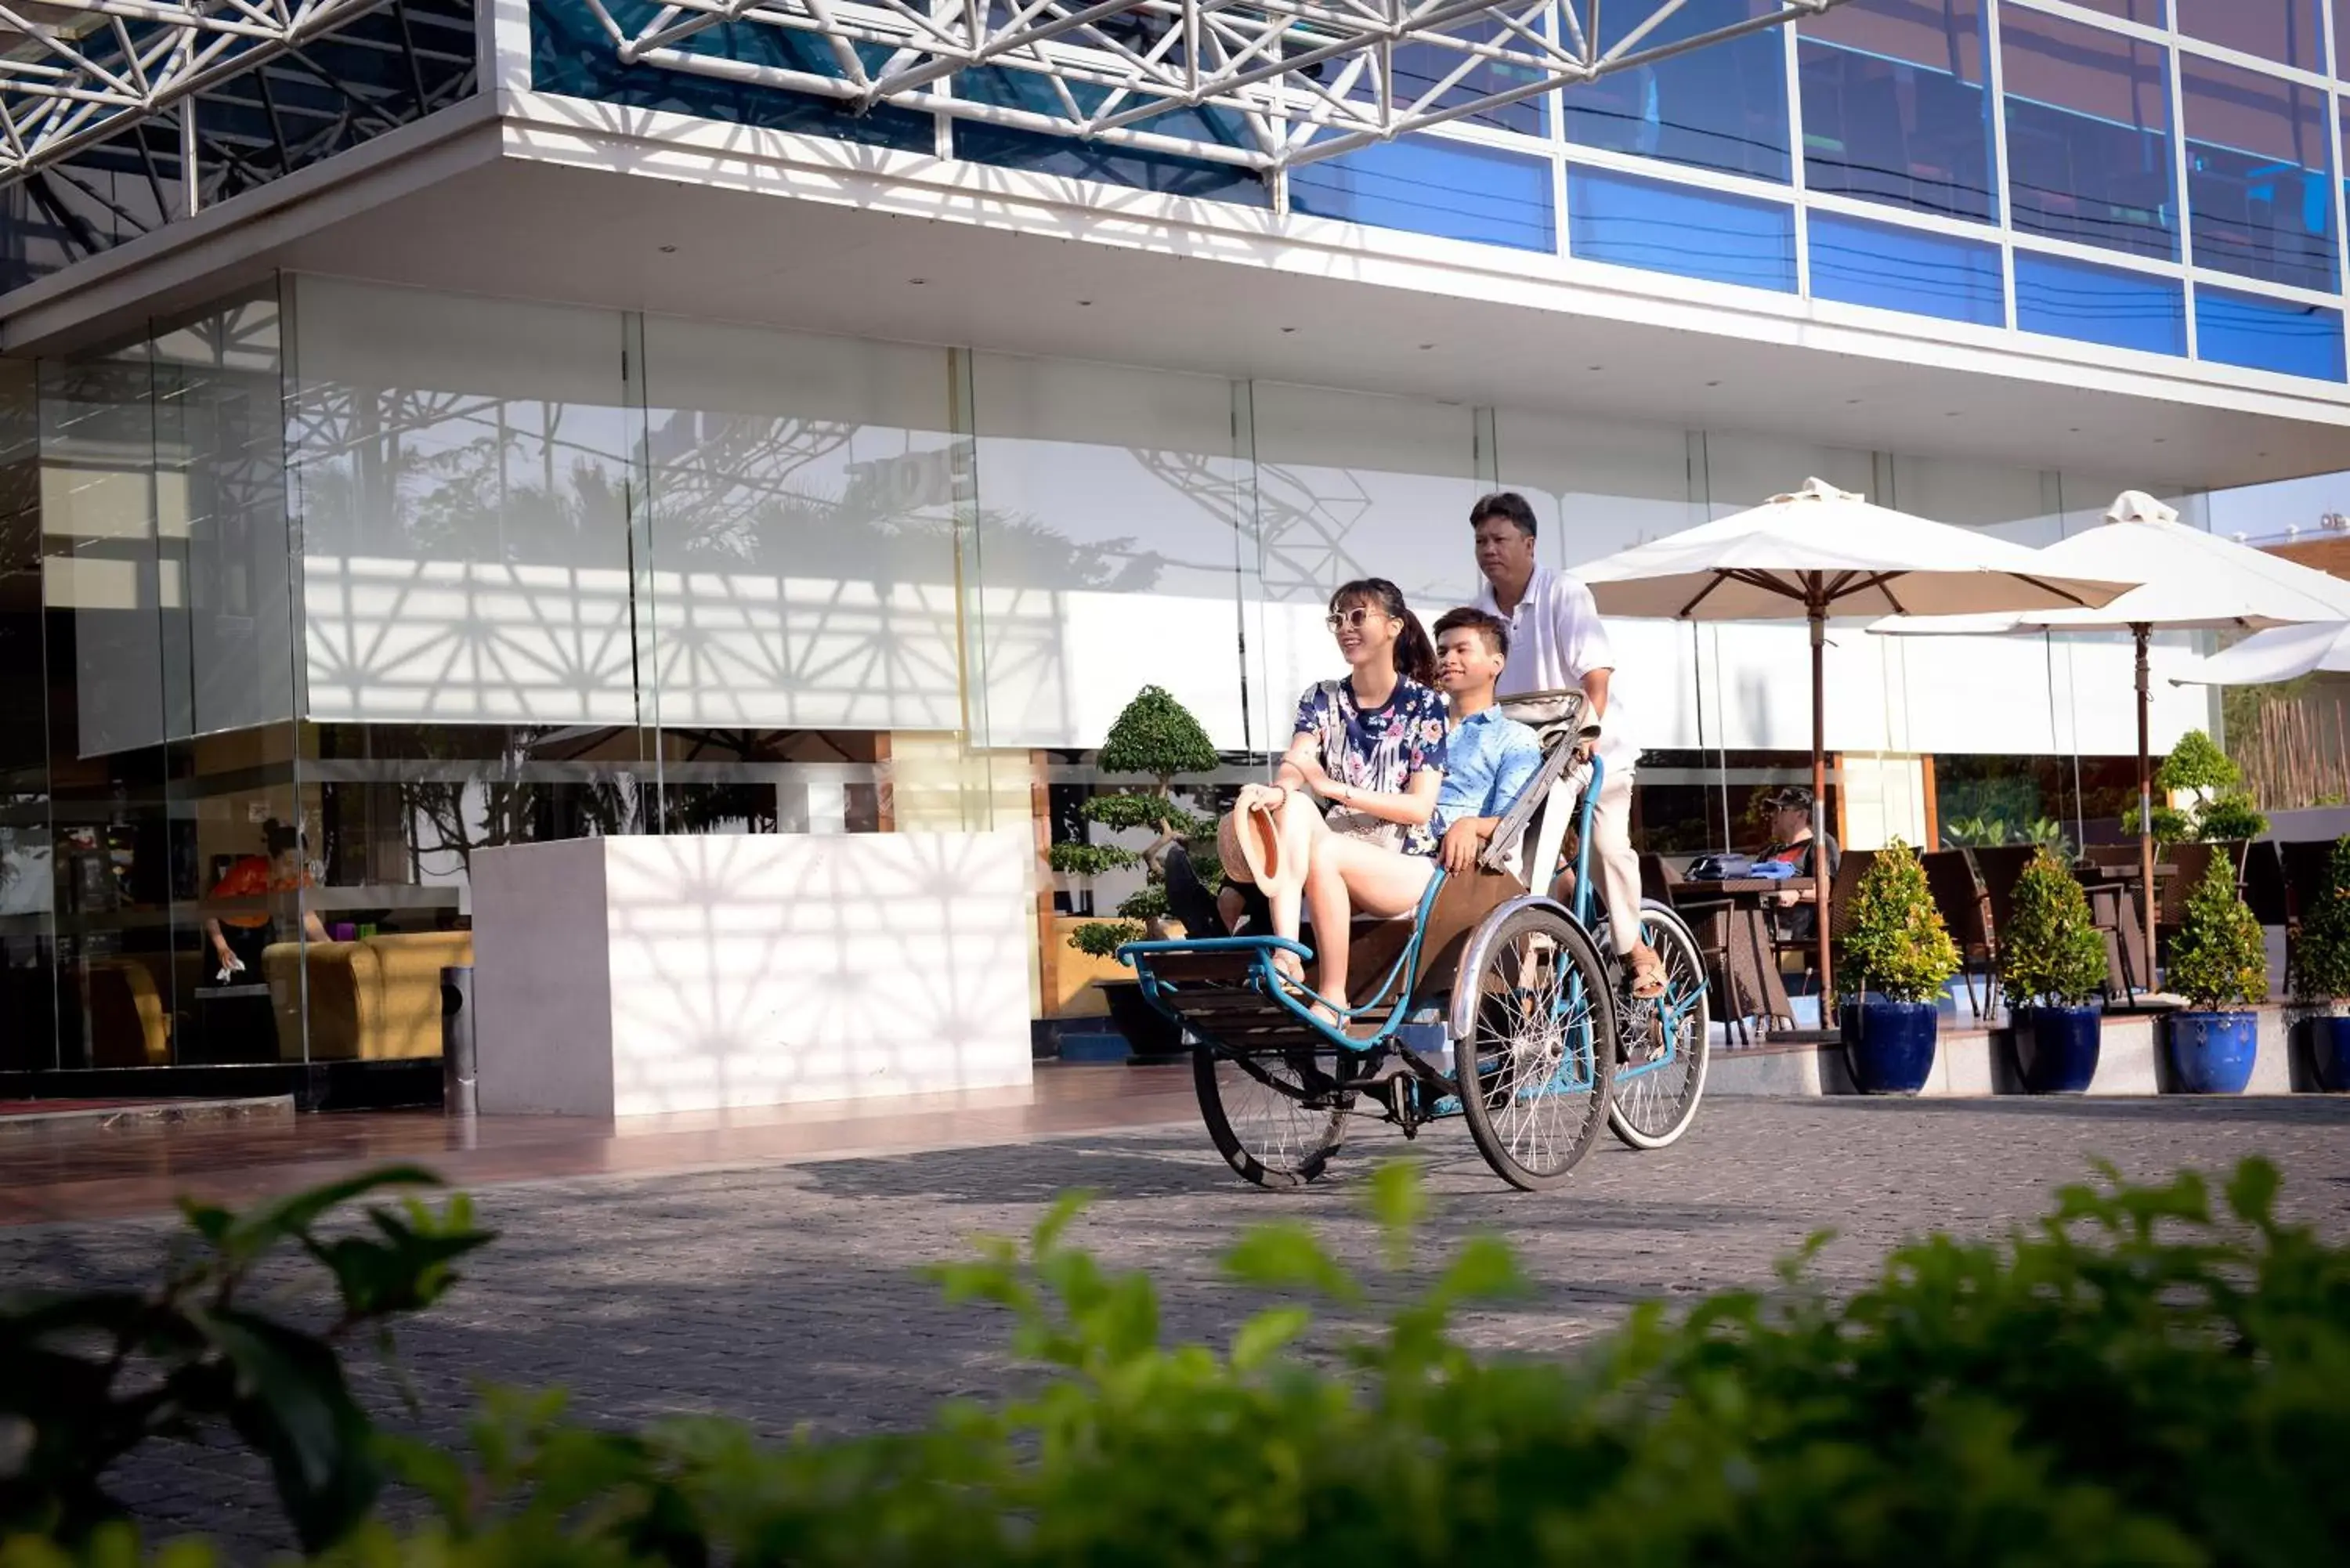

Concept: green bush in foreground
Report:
left=13, top=1157, right=2350, bottom=1568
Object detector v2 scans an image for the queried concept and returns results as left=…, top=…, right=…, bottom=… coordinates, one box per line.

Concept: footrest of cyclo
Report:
left=1118, top=936, right=1349, bottom=1055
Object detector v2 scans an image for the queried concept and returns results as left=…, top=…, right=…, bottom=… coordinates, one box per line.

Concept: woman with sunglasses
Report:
left=1184, top=578, right=1446, bottom=1018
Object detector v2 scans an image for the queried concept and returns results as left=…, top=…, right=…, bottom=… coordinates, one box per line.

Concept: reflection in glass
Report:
left=1560, top=0, right=1791, bottom=181
left=1809, top=211, right=2005, bottom=326
left=2181, top=55, right=2334, bottom=293
left=2001, top=9, right=2176, bottom=260
left=2175, top=0, right=2325, bottom=74
left=1289, top=136, right=1555, bottom=251
left=1798, top=0, right=1994, bottom=222
left=2195, top=286, right=2348, bottom=380
left=1567, top=168, right=1798, bottom=292
left=2013, top=251, right=2187, bottom=355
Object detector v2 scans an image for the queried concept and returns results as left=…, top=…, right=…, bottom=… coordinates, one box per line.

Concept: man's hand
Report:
left=1440, top=818, right=1487, bottom=874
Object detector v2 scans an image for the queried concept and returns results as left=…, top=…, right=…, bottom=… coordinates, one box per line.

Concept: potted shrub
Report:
left=1047, top=685, right=1220, bottom=1062
left=2289, top=835, right=2350, bottom=1093
left=1998, top=850, right=2109, bottom=1094
left=2164, top=859, right=2267, bottom=1094
left=1837, top=838, right=1961, bottom=1095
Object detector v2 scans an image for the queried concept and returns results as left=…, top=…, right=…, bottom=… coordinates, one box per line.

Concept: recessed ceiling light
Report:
left=1705, top=379, right=1721, bottom=388
left=1419, top=342, right=1435, bottom=350
left=658, top=244, right=678, bottom=254
left=1846, top=398, right=1861, bottom=405
left=909, top=278, right=927, bottom=286
left=2153, top=437, right=2167, bottom=444
left=2069, top=426, right=2081, bottom=433
left=1944, top=410, right=1959, bottom=417
left=1077, top=299, right=1093, bottom=307
left=1281, top=326, right=1296, bottom=333
left=1586, top=363, right=1603, bottom=372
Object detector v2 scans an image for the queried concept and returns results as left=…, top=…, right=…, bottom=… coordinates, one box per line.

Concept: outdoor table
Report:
left=2072, top=860, right=2178, bottom=1003
left=1668, top=878, right=1799, bottom=1040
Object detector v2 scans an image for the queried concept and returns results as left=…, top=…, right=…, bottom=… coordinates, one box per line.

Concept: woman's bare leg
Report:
left=1303, top=837, right=1437, bottom=1016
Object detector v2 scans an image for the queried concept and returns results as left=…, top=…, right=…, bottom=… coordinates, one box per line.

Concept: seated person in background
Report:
left=1296, top=607, right=1542, bottom=1016
left=1757, top=786, right=1840, bottom=943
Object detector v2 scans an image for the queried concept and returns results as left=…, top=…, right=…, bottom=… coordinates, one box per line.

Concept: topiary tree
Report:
left=1839, top=838, right=1961, bottom=1006
left=1047, top=686, right=1220, bottom=958
left=2193, top=791, right=2270, bottom=844
left=2123, top=800, right=2196, bottom=846
left=2167, top=860, right=2268, bottom=1011
left=1998, top=850, right=2108, bottom=1010
left=2289, top=836, right=2350, bottom=1004
left=2157, top=729, right=2241, bottom=797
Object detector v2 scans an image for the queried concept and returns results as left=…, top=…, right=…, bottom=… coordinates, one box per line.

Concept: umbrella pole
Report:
left=2136, top=623, right=2155, bottom=992
left=1813, top=607, right=1832, bottom=1012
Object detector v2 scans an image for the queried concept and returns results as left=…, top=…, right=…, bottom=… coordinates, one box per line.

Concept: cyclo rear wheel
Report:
left=1453, top=905, right=1616, bottom=1191
left=1194, top=1043, right=1354, bottom=1188
left=1607, top=902, right=1712, bottom=1151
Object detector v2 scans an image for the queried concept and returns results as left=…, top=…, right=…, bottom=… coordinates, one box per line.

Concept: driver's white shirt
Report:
left=1473, top=564, right=1640, bottom=770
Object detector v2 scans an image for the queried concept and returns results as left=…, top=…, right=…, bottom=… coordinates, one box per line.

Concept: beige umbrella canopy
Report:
left=1873, top=490, right=2350, bottom=981
left=1574, top=478, right=2136, bottom=1005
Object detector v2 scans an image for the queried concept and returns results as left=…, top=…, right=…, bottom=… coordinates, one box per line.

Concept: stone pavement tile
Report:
left=6, top=1097, right=2349, bottom=1561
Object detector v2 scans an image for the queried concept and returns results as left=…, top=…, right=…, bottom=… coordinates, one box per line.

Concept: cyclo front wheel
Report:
left=1194, top=1043, right=1353, bottom=1188
left=1454, top=905, right=1616, bottom=1191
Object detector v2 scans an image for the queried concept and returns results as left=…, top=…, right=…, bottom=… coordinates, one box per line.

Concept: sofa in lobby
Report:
left=262, top=930, right=472, bottom=1060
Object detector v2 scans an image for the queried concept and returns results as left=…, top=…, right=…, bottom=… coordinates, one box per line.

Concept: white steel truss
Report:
left=576, top=0, right=1855, bottom=172
left=0, top=0, right=391, bottom=180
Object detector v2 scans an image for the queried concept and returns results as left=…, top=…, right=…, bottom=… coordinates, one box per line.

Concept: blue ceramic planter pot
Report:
left=1839, top=995, right=1940, bottom=1095
left=2164, top=1010, right=2258, bottom=1094
left=2015, top=1004, right=2102, bottom=1095
left=2303, top=1013, right=2350, bottom=1093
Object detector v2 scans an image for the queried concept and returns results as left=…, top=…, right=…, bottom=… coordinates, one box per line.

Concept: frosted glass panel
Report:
left=1245, top=385, right=1477, bottom=744
left=40, top=352, right=164, bottom=758
left=970, top=354, right=1247, bottom=749
left=1699, top=434, right=1874, bottom=513
left=1492, top=407, right=1696, bottom=565
left=639, top=317, right=961, bottom=732
left=289, top=276, right=636, bottom=724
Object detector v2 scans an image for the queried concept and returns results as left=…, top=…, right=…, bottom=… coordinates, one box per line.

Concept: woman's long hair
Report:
left=1330, top=577, right=1438, bottom=688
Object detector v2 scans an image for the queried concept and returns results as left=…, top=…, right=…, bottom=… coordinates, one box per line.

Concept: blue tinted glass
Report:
left=1387, top=19, right=1546, bottom=138
left=1560, top=0, right=1791, bottom=182
left=2176, top=0, right=2325, bottom=74
left=1809, top=213, right=2003, bottom=325
left=1798, top=1, right=1994, bottom=222
left=2013, top=251, right=2186, bottom=354
left=1290, top=137, right=1553, bottom=251
left=2000, top=9, right=2175, bottom=260
left=2182, top=55, right=2334, bottom=292
left=2196, top=287, right=2347, bottom=379
left=1567, top=168, right=1795, bottom=291
left=956, top=123, right=1270, bottom=207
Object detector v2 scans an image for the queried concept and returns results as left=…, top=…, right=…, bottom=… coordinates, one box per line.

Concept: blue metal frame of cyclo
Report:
left=1115, top=754, right=1609, bottom=1057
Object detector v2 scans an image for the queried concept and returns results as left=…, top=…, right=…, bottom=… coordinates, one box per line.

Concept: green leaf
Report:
left=1096, top=686, right=1220, bottom=779
left=197, top=1307, right=382, bottom=1552
left=1067, top=921, right=1144, bottom=958
left=1230, top=1306, right=1311, bottom=1371
left=224, top=1165, right=445, bottom=1259
left=1224, top=1222, right=1362, bottom=1304
left=1837, top=838, right=1961, bottom=1004
left=1047, top=842, right=1137, bottom=879
left=1367, top=1162, right=1426, bottom=1270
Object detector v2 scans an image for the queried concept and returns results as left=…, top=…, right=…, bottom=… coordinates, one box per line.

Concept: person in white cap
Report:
left=1469, top=490, right=1662, bottom=998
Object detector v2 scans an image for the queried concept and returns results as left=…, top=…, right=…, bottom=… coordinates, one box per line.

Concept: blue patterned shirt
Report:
left=1292, top=677, right=1450, bottom=857
left=1434, top=707, right=1543, bottom=837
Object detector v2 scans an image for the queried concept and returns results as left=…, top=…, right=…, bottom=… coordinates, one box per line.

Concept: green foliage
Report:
left=1096, top=686, right=1220, bottom=779
left=1839, top=837, right=1961, bottom=1005
left=2167, top=861, right=2269, bottom=1010
left=2193, top=792, right=2269, bottom=844
left=19, top=1162, right=2350, bottom=1567
left=2123, top=801, right=2195, bottom=845
left=1077, top=792, right=1210, bottom=842
left=1067, top=920, right=1144, bottom=958
left=1047, top=841, right=1137, bottom=879
left=1943, top=815, right=2069, bottom=855
left=0, top=1169, right=492, bottom=1553
left=2157, top=729, right=2241, bottom=795
left=1115, top=885, right=1168, bottom=921
left=1999, top=850, right=2108, bottom=1008
left=2290, top=836, right=2350, bottom=1003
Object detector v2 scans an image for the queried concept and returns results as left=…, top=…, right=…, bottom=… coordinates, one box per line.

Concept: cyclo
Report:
left=1118, top=691, right=1711, bottom=1191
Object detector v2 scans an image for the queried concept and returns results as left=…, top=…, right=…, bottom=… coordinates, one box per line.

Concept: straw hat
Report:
left=1221, top=789, right=1312, bottom=905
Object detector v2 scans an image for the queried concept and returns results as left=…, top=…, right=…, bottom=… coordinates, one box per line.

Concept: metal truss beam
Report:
left=579, top=0, right=1858, bottom=172
left=1, top=0, right=392, bottom=181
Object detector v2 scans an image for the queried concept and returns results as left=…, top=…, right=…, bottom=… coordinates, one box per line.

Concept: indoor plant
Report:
left=2288, top=834, right=2350, bottom=1093
left=1047, top=685, right=1220, bottom=1061
left=2164, top=859, right=2268, bottom=1094
left=1837, top=838, right=1961, bottom=1095
left=1997, top=849, right=2109, bottom=1093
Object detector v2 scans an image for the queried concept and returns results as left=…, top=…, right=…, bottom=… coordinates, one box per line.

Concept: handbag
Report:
left=1321, top=804, right=1401, bottom=850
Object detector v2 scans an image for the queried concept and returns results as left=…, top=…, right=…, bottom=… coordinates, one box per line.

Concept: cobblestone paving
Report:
left=10, top=1096, right=2350, bottom=1558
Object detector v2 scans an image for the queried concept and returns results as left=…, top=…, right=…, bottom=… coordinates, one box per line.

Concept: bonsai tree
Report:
left=1047, top=685, right=1220, bottom=958
left=2289, top=836, right=2350, bottom=1005
left=2167, top=860, right=2269, bottom=1011
left=2158, top=728, right=2241, bottom=800
left=2123, top=800, right=2196, bottom=845
left=1838, top=838, right=1961, bottom=1006
left=1998, top=850, right=2107, bottom=1010
left=2192, top=791, right=2269, bottom=844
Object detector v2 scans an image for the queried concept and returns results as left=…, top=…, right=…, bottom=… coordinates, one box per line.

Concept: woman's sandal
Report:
left=1627, top=945, right=1668, bottom=1000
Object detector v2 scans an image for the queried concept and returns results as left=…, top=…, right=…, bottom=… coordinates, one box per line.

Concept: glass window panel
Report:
left=2176, top=0, right=2325, bottom=74
left=2195, top=285, right=2348, bottom=378
left=1289, top=136, right=1555, bottom=251
left=638, top=316, right=964, bottom=732
left=2012, top=250, right=2187, bottom=355
left=1561, top=0, right=1791, bottom=181
left=287, top=276, right=639, bottom=726
left=1797, top=0, right=1994, bottom=221
left=1567, top=168, right=1798, bottom=291
left=2181, top=54, right=2336, bottom=292
left=1493, top=407, right=1698, bottom=562
left=2341, top=1, right=2350, bottom=81
left=2001, top=9, right=2177, bottom=260
left=1808, top=211, right=2005, bottom=325
left=969, top=354, right=1252, bottom=750
left=2058, top=0, right=2165, bottom=23
left=1386, top=14, right=1548, bottom=138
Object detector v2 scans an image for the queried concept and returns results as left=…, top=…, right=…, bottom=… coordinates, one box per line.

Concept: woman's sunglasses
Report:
left=1325, top=606, right=1394, bottom=634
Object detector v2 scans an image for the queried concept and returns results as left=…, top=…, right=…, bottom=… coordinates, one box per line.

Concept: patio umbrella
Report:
left=2169, top=620, right=2350, bottom=687
left=1571, top=478, right=2135, bottom=1003
left=1872, top=490, right=2350, bottom=975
